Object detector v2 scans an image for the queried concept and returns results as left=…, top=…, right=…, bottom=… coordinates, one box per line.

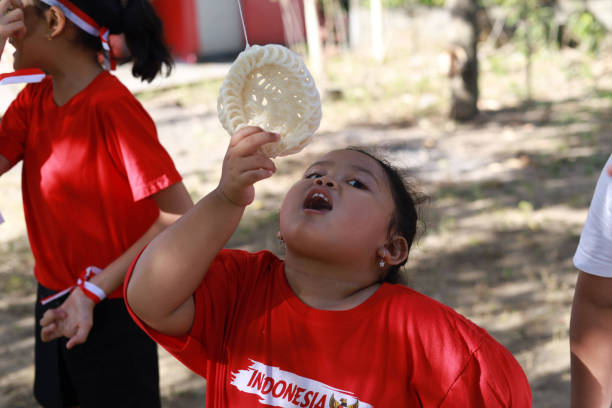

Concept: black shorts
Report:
left=34, top=284, right=161, bottom=408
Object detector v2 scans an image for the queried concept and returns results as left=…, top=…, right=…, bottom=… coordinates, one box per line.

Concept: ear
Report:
left=377, top=235, right=409, bottom=266
left=46, top=6, right=67, bottom=39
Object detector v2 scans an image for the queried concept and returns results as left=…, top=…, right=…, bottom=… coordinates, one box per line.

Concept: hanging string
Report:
left=235, top=0, right=250, bottom=48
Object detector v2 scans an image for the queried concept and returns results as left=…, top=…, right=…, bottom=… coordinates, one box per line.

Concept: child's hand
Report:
left=40, top=288, right=95, bottom=349
left=219, top=126, right=278, bottom=207
left=0, top=0, right=25, bottom=55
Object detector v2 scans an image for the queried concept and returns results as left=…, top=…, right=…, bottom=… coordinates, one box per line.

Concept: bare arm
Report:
left=0, top=154, right=10, bottom=176
left=126, top=127, right=278, bottom=336
left=570, top=271, right=612, bottom=408
left=88, top=181, right=194, bottom=295
left=40, top=181, right=194, bottom=348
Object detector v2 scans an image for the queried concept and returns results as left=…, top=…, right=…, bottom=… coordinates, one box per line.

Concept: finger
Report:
left=1, top=7, right=23, bottom=23
left=607, top=166, right=612, bottom=177
left=40, top=308, right=64, bottom=327
left=231, top=131, right=280, bottom=157
left=1, top=0, right=22, bottom=13
left=66, top=325, right=91, bottom=349
left=0, top=10, right=24, bottom=38
left=229, top=126, right=266, bottom=147
left=235, top=168, right=276, bottom=186
left=41, top=323, right=60, bottom=342
left=0, top=20, right=25, bottom=36
left=0, top=0, right=10, bottom=14
left=233, top=154, right=276, bottom=174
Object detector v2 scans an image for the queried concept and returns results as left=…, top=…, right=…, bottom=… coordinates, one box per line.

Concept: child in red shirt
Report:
left=125, top=127, right=533, bottom=407
left=0, top=0, right=193, bottom=406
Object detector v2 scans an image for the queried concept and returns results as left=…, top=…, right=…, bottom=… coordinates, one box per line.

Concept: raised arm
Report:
left=570, top=271, right=612, bottom=407
left=126, top=127, right=278, bottom=336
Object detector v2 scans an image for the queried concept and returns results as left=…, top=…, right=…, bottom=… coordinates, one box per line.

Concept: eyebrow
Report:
left=307, top=160, right=382, bottom=186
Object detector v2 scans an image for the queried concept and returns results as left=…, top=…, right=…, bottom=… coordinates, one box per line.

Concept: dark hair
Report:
left=347, top=147, right=427, bottom=284
left=35, top=0, right=173, bottom=82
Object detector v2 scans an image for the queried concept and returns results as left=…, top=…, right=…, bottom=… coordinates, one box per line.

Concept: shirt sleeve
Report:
left=102, top=94, right=181, bottom=201
left=123, top=249, right=249, bottom=378
left=441, top=337, right=532, bottom=407
left=0, top=85, right=33, bottom=166
left=574, top=154, right=612, bottom=277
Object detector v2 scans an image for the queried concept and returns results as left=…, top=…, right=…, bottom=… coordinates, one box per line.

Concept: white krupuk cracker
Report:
left=217, top=44, right=322, bottom=158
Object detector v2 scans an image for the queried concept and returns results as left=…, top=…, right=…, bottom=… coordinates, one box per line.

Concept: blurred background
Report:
left=1, top=0, right=611, bottom=406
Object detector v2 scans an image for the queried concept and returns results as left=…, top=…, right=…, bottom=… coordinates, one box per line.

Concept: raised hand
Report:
left=40, top=287, right=95, bottom=349
left=218, top=126, right=279, bottom=207
left=0, top=0, right=25, bottom=57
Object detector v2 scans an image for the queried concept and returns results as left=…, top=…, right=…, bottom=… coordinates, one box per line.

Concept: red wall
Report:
left=153, top=0, right=199, bottom=61
left=243, top=0, right=305, bottom=45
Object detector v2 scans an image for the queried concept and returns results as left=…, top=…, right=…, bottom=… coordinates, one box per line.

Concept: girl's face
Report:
left=9, top=1, right=49, bottom=70
left=280, top=150, right=396, bottom=266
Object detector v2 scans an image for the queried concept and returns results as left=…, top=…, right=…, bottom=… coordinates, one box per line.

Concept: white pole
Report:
left=370, top=0, right=384, bottom=61
left=349, top=0, right=361, bottom=49
left=304, top=0, right=323, bottom=78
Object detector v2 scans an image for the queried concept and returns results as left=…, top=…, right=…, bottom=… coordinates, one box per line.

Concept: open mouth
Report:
left=303, top=190, right=333, bottom=211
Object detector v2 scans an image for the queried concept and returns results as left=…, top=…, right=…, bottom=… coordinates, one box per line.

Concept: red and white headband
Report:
left=39, top=0, right=111, bottom=53
left=40, top=0, right=114, bottom=68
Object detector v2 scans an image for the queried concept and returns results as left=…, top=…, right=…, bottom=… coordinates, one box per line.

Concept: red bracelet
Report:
left=76, top=267, right=106, bottom=304
left=40, top=266, right=106, bottom=305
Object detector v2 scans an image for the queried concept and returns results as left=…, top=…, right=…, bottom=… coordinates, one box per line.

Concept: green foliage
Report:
left=416, top=0, right=445, bottom=6
left=567, top=11, right=607, bottom=53
left=362, top=0, right=446, bottom=9
left=488, top=0, right=556, bottom=48
left=479, top=0, right=607, bottom=53
left=382, top=0, right=407, bottom=7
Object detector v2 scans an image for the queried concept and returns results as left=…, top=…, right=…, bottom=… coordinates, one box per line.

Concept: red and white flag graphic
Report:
left=0, top=69, right=46, bottom=85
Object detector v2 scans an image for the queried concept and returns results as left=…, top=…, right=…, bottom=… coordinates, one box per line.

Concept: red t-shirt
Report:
left=125, top=249, right=532, bottom=407
left=0, top=72, right=182, bottom=298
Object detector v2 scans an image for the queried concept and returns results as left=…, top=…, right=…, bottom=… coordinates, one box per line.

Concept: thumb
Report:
left=66, top=325, right=90, bottom=349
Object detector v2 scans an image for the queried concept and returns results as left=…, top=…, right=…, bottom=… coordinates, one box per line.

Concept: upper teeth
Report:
left=312, top=193, right=328, bottom=202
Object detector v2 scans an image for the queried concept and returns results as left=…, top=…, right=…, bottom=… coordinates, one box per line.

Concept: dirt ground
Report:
left=1, top=11, right=612, bottom=407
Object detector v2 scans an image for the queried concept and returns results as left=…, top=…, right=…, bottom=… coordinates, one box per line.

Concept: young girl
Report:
left=0, top=0, right=193, bottom=406
left=125, top=127, right=532, bottom=407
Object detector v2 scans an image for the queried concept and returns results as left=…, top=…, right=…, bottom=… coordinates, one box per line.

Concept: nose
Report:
left=314, top=176, right=337, bottom=189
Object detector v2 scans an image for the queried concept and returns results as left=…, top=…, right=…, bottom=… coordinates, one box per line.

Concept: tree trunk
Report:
left=304, top=0, right=323, bottom=78
left=447, top=0, right=479, bottom=121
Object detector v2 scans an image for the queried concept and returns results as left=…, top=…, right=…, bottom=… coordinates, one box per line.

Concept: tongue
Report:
left=305, top=196, right=331, bottom=210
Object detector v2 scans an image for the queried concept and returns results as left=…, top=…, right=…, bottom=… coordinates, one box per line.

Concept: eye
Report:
left=305, top=172, right=322, bottom=179
left=348, top=179, right=367, bottom=189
